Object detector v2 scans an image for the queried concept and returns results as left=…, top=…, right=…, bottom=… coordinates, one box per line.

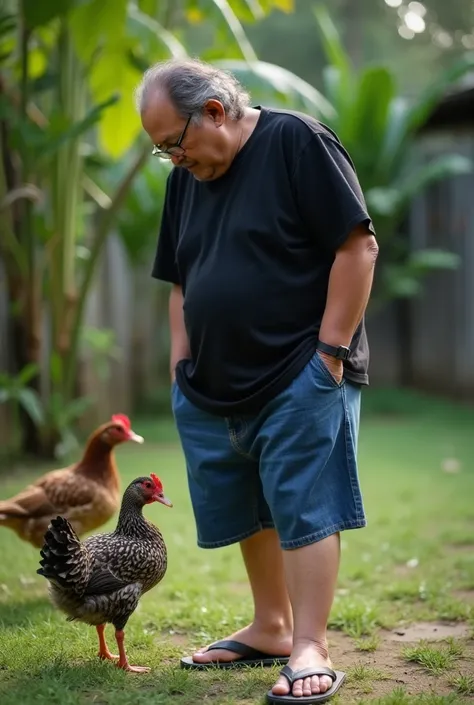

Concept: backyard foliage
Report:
left=313, top=4, right=474, bottom=307
left=0, top=0, right=324, bottom=458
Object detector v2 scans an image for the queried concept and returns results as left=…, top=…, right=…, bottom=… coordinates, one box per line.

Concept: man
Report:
left=136, top=58, right=378, bottom=704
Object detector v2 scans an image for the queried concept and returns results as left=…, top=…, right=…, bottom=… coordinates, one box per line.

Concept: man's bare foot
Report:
left=272, top=640, right=334, bottom=698
left=192, top=622, right=293, bottom=663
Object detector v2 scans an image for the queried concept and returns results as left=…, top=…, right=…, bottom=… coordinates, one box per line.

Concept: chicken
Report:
left=37, top=473, right=172, bottom=672
left=0, top=414, right=144, bottom=548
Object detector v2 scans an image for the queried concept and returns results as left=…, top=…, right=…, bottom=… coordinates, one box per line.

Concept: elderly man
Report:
left=136, top=58, right=378, bottom=704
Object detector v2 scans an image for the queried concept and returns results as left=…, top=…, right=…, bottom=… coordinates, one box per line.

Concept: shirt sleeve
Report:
left=151, top=172, right=181, bottom=285
left=292, top=132, right=375, bottom=254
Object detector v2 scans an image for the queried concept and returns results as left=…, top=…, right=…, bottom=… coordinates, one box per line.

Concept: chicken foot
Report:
left=96, top=624, right=118, bottom=661
left=115, top=629, right=150, bottom=673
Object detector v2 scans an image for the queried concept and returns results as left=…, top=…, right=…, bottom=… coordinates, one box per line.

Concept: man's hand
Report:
left=317, top=225, right=378, bottom=376
left=317, top=351, right=343, bottom=385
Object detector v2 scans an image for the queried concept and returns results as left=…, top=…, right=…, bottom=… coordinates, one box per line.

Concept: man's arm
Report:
left=150, top=173, right=188, bottom=383
left=318, top=223, right=379, bottom=382
left=292, top=131, right=379, bottom=382
left=169, top=285, right=190, bottom=382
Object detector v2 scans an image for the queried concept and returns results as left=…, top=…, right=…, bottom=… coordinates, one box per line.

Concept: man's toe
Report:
left=192, top=648, right=236, bottom=662
left=271, top=675, right=291, bottom=695
left=291, top=677, right=320, bottom=697
left=287, top=678, right=301, bottom=697
left=290, top=674, right=333, bottom=697
left=272, top=669, right=336, bottom=697
left=303, top=676, right=315, bottom=696
left=319, top=675, right=333, bottom=693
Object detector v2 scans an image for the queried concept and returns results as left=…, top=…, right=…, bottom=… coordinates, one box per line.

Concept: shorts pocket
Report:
left=170, top=379, right=183, bottom=413
left=309, top=351, right=345, bottom=389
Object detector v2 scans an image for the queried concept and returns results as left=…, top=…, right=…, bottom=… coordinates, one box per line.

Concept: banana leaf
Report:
left=215, top=59, right=336, bottom=119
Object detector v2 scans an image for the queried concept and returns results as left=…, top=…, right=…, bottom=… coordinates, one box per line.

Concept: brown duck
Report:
left=0, top=414, right=144, bottom=548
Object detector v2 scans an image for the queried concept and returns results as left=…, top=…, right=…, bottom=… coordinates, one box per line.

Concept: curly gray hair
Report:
left=135, top=58, right=251, bottom=122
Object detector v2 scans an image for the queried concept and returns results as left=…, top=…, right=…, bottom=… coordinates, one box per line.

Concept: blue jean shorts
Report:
left=171, top=350, right=366, bottom=550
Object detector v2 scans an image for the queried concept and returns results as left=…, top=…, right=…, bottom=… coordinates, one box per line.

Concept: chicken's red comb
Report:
left=111, top=413, right=131, bottom=430
left=150, top=473, right=163, bottom=492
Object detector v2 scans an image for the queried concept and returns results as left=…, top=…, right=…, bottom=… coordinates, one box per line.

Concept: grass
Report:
left=448, top=673, right=474, bottom=696
left=354, top=636, right=381, bottom=653
left=0, top=388, right=474, bottom=704
left=402, top=639, right=464, bottom=675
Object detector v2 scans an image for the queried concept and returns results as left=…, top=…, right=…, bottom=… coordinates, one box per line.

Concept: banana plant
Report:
left=0, top=365, right=44, bottom=453
left=313, top=4, right=474, bottom=307
left=1, top=0, right=336, bottom=456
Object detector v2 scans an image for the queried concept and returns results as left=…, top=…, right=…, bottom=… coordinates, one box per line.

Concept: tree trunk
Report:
left=1, top=108, right=47, bottom=457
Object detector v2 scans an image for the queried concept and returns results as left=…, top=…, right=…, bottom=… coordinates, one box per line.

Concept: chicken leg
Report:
left=115, top=629, right=150, bottom=673
left=96, top=624, right=118, bottom=661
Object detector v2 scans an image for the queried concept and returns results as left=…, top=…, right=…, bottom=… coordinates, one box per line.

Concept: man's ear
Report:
left=203, top=99, right=226, bottom=127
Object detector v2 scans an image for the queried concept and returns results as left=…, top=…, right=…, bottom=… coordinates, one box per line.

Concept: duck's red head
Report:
left=142, top=473, right=173, bottom=508
left=108, top=414, right=144, bottom=445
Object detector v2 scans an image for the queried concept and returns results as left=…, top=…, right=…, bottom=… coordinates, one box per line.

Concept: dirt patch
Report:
left=445, top=543, right=474, bottom=555
left=393, top=563, right=421, bottom=578
left=386, top=621, right=471, bottom=642
left=157, top=629, right=190, bottom=648
left=326, top=628, right=474, bottom=702
left=154, top=626, right=474, bottom=702
left=453, top=590, right=474, bottom=604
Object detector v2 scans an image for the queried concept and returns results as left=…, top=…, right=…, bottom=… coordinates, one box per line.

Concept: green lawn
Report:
left=0, top=390, right=473, bottom=704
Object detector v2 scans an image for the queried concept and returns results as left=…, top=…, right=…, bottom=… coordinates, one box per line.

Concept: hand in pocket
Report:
left=317, top=351, right=343, bottom=384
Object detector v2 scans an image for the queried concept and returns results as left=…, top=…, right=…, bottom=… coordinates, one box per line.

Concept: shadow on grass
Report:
left=0, top=595, right=52, bottom=629
left=0, top=659, right=276, bottom=705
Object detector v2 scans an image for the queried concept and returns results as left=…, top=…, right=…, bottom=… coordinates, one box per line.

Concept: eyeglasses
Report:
left=152, top=115, right=192, bottom=160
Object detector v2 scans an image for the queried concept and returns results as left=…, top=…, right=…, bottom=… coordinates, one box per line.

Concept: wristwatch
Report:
left=316, top=341, right=351, bottom=360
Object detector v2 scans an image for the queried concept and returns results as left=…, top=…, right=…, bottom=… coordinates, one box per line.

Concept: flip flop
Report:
left=266, top=665, right=346, bottom=703
left=180, top=639, right=290, bottom=669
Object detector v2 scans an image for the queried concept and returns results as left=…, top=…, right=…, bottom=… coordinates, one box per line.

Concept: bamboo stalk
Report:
left=63, top=145, right=149, bottom=399
left=18, top=18, right=41, bottom=364
left=0, top=128, right=29, bottom=277
left=59, top=24, right=86, bottom=370
left=0, top=88, right=116, bottom=211
left=48, top=24, right=67, bottom=366
left=48, top=21, right=87, bottom=399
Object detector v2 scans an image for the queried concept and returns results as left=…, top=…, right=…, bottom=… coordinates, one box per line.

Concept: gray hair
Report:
left=134, top=58, right=251, bottom=122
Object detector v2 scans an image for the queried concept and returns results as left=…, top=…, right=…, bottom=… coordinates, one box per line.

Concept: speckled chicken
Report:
left=37, top=473, right=172, bottom=672
left=0, top=414, right=143, bottom=548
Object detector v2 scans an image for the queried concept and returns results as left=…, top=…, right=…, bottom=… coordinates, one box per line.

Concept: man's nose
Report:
left=171, top=154, right=183, bottom=166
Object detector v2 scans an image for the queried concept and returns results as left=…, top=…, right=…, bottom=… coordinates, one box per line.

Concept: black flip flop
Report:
left=180, top=639, right=290, bottom=669
left=266, top=665, right=346, bottom=703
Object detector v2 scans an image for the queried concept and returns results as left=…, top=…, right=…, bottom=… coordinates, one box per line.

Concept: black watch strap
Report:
left=317, top=341, right=351, bottom=360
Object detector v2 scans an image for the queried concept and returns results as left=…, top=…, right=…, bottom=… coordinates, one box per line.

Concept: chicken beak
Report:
left=154, top=494, right=173, bottom=507
left=127, top=430, right=144, bottom=444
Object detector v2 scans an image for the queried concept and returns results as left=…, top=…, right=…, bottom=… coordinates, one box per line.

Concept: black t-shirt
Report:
left=152, top=106, right=375, bottom=416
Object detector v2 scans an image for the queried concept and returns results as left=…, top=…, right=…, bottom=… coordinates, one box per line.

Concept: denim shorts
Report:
left=171, top=350, right=366, bottom=550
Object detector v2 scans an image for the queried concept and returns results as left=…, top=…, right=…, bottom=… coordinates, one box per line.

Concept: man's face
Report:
left=140, top=92, right=230, bottom=181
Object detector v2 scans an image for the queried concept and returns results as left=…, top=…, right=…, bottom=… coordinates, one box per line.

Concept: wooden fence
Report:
left=368, top=129, right=474, bottom=400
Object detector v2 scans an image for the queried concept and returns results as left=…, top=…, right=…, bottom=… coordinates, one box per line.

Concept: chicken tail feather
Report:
left=37, top=516, right=91, bottom=596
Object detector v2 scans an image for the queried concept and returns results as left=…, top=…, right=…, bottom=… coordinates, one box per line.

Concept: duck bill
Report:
left=154, top=494, right=173, bottom=507
left=127, top=430, right=144, bottom=444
